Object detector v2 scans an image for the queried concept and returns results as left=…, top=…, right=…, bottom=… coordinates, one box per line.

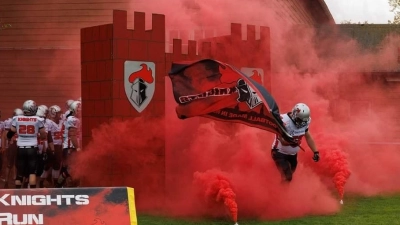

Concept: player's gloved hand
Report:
left=313, top=151, right=320, bottom=162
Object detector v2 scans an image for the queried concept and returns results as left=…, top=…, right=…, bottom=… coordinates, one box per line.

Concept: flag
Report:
left=168, top=59, right=294, bottom=142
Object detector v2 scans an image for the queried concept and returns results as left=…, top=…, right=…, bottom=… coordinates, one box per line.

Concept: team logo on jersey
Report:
left=124, top=61, right=156, bottom=113
left=240, top=67, right=264, bottom=85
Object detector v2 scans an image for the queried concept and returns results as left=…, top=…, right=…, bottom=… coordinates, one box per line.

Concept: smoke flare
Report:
left=301, top=132, right=351, bottom=200
left=193, top=169, right=238, bottom=222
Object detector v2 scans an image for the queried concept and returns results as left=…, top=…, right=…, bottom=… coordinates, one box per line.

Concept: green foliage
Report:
left=388, top=0, right=400, bottom=24
left=340, top=20, right=370, bottom=24
left=341, top=1, right=400, bottom=24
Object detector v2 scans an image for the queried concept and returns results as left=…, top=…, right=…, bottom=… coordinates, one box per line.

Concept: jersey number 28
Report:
left=19, top=125, right=35, bottom=134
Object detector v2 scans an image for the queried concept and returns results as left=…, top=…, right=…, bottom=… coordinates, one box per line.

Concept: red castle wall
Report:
left=81, top=9, right=271, bottom=201
left=81, top=10, right=166, bottom=147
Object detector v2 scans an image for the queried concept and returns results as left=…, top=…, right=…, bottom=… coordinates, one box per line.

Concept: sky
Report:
left=325, top=0, right=394, bottom=24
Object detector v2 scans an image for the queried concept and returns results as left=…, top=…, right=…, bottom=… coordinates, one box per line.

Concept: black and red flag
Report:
left=167, top=59, right=295, bottom=143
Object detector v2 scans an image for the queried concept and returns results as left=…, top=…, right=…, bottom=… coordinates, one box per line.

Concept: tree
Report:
left=340, top=20, right=370, bottom=24
left=340, top=1, right=400, bottom=24
left=388, top=0, right=400, bottom=24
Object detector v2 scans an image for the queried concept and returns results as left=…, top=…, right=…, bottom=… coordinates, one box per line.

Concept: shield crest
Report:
left=240, top=67, right=264, bottom=85
left=124, top=61, right=156, bottom=113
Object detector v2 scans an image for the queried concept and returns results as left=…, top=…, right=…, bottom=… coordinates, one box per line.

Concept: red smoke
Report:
left=70, top=0, right=400, bottom=222
left=300, top=133, right=352, bottom=199
left=71, top=117, right=165, bottom=211
left=193, top=169, right=238, bottom=222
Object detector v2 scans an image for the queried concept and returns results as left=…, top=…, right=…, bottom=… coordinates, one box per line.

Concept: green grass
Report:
left=137, top=193, right=400, bottom=225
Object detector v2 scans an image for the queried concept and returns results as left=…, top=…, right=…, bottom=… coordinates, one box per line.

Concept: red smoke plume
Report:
left=300, top=133, right=352, bottom=199
left=7, top=0, right=400, bottom=222
left=70, top=0, right=400, bottom=222
left=193, top=169, right=238, bottom=222
left=71, top=117, right=165, bottom=211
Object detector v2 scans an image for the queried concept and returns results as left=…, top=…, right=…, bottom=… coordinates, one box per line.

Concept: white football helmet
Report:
left=66, top=99, right=74, bottom=110
left=49, top=105, right=62, bottom=119
left=36, top=105, right=49, bottom=118
left=70, top=100, right=81, bottom=116
left=13, top=108, right=23, bottom=116
left=291, top=103, right=310, bottom=128
left=22, top=100, right=38, bottom=116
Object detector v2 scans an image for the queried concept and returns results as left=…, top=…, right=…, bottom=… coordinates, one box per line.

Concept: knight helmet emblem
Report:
left=124, top=61, right=156, bottom=113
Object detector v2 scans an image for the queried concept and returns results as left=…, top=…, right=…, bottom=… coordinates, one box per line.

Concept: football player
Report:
left=62, top=99, right=74, bottom=121
left=39, top=105, right=63, bottom=188
left=8, top=100, right=47, bottom=188
left=56, top=100, right=81, bottom=188
left=271, top=103, right=320, bottom=182
left=35, top=105, right=50, bottom=186
left=1, top=108, right=23, bottom=188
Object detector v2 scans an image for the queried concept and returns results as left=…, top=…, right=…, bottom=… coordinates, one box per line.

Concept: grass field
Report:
left=137, top=193, right=400, bottom=225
